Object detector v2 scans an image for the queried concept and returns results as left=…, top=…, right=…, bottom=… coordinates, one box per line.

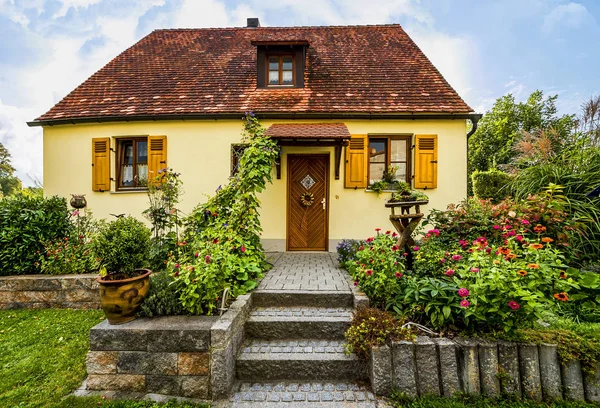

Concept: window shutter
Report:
left=344, top=134, right=368, bottom=189
left=91, top=137, right=110, bottom=192
left=148, top=136, right=167, bottom=182
left=414, top=134, right=438, bottom=189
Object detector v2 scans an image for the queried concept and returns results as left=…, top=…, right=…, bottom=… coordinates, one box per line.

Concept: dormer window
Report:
left=252, top=40, right=308, bottom=89
left=268, top=55, right=294, bottom=86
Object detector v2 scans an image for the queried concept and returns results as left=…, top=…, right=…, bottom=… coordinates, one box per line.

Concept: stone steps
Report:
left=236, top=339, right=367, bottom=381
left=245, top=307, right=353, bottom=340
left=251, top=290, right=354, bottom=308
left=229, top=381, right=376, bottom=407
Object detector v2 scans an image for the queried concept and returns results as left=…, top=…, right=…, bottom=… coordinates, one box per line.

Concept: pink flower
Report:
left=386, top=230, right=391, bottom=235
left=392, top=232, right=398, bottom=238
left=504, top=225, right=512, bottom=230
left=354, top=281, right=358, bottom=286
left=391, top=245, right=399, bottom=251
left=508, top=300, right=520, bottom=310
left=459, top=240, right=468, bottom=247
left=470, top=267, right=480, bottom=273
left=493, top=225, right=501, bottom=230
left=521, top=220, right=530, bottom=225
left=174, top=263, right=180, bottom=269
left=395, top=272, right=403, bottom=278
left=413, top=246, right=420, bottom=251
left=439, top=258, right=446, bottom=263
left=195, top=252, right=199, bottom=258
left=205, top=255, right=211, bottom=264
left=366, top=269, right=373, bottom=276
left=460, top=299, right=470, bottom=308
left=241, top=246, right=246, bottom=253
left=458, top=288, right=470, bottom=297
left=366, top=237, right=374, bottom=243
left=403, top=252, right=408, bottom=257
left=516, top=235, right=524, bottom=241
left=452, top=254, right=462, bottom=261
left=445, top=269, right=455, bottom=276
left=485, top=248, right=492, bottom=254
left=72, top=210, right=79, bottom=216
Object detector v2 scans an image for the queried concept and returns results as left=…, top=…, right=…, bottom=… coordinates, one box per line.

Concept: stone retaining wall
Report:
left=86, top=316, right=217, bottom=400
left=83, top=293, right=252, bottom=401
left=370, top=336, right=600, bottom=403
left=0, top=274, right=99, bottom=309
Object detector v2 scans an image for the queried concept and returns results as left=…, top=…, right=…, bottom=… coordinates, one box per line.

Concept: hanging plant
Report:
left=300, top=192, right=315, bottom=207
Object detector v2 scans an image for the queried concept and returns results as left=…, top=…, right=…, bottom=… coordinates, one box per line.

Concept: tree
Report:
left=468, top=90, right=575, bottom=184
left=0, top=142, right=22, bottom=197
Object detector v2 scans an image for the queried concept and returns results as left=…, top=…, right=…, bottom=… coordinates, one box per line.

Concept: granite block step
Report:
left=236, top=339, right=367, bottom=381
left=246, top=307, right=353, bottom=340
left=251, top=290, right=354, bottom=308
left=228, top=381, right=376, bottom=407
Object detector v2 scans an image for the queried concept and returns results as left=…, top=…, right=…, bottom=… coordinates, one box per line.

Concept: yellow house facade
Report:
left=31, top=22, right=480, bottom=252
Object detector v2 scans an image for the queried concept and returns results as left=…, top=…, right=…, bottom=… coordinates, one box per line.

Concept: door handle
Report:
left=321, top=198, right=326, bottom=210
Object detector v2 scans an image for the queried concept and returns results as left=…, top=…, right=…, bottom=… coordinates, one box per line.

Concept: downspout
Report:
left=466, top=116, right=481, bottom=198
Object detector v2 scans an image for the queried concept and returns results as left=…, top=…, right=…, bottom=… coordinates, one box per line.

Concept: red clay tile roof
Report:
left=33, top=25, right=473, bottom=124
left=265, top=123, right=350, bottom=139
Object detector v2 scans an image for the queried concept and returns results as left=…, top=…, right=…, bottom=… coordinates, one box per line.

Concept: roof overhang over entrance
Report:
left=265, top=123, right=351, bottom=180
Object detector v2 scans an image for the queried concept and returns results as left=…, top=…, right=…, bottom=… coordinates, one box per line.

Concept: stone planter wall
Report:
left=83, top=293, right=252, bottom=401
left=0, top=274, right=99, bottom=309
left=370, top=336, right=600, bottom=403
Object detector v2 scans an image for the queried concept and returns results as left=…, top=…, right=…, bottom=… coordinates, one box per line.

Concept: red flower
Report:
left=358, top=246, right=364, bottom=251
left=508, top=300, right=520, bottom=310
left=212, top=238, right=219, bottom=244
left=445, top=269, right=454, bottom=276
left=366, top=269, right=373, bottom=276
left=395, top=271, right=403, bottom=278
left=391, top=245, right=399, bottom=251
left=375, top=228, right=381, bottom=232
left=241, top=246, right=246, bottom=253
left=460, top=300, right=470, bottom=308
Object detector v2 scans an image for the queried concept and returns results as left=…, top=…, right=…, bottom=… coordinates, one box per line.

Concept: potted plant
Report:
left=92, top=216, right=152, bottom=324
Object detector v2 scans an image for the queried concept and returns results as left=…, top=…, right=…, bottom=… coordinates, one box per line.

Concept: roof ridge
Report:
left=152, top=24, right=402, bottom=32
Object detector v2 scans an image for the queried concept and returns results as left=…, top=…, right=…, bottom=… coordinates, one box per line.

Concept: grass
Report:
left=390, top=393, right=600, bottom=407
left=0, top=309, right=210, bottom=408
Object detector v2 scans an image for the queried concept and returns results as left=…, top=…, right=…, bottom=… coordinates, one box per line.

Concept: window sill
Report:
left=110, top=189, right=148, bottom=194
left=364, top=189, right=399, bottom=193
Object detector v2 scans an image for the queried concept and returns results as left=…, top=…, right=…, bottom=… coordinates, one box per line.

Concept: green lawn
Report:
left=0, top=309, right=208, bottom=408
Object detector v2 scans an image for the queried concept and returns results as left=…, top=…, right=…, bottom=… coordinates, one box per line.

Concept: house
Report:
left=29, top=19, right=480, bottom=252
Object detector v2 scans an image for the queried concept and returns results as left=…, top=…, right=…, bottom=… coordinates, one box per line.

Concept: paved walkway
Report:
left=261, top=253, right=351, bottom=292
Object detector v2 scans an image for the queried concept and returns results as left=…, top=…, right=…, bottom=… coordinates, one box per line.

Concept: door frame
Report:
left=286, top=153, right=330, bottom=251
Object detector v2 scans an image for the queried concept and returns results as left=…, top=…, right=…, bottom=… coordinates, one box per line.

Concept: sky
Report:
left=0, top=0, right=599, bottom=186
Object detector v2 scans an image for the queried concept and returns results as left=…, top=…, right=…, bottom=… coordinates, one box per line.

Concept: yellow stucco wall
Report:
left=43, top=118, right=467, bottom=251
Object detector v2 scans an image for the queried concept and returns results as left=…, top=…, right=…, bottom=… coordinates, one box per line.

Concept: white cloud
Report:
left=542, top=2, right=596, bottom=35
left=53, top=0, right=103, bottom=18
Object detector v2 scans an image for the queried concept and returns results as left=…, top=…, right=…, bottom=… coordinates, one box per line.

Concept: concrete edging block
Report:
left=539, top=343, right=563, bottom=401
left=392, top=340, right=418, bottom=398
left=370, top=344, right=393, bottom=396
left=498, top=341, right=521, bottom=397
left=414, top=336, right=441, bottom=396
left=518, top=343, right=543, bottom=401
left=478, top=340, right=500, bottom=397
left=455, top=338, right=480, bottom=395
left=561, top=359, right=585, bottom=401
left=433, top=338, right=461, bottom=397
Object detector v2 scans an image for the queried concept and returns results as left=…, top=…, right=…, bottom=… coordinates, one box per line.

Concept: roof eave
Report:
left=27, top=112, right=483, bottom=127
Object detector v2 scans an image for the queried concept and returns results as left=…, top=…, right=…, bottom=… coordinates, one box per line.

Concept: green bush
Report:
left=0, top=195, right=71, bottom=275
left=139, top=271, right=189, bottom=317
left=472, top=169, right=512, bottom=203
left=92, top=216, right=151, bottom=279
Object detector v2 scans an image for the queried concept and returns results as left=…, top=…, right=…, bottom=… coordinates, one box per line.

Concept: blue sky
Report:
left=0, top=0, right=599, bottom=185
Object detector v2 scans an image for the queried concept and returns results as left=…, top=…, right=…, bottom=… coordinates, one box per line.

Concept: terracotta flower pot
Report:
left=97, top=269, right=151, bottom=325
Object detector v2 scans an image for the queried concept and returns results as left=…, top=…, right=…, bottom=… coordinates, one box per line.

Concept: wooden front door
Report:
left=287, top=154, right=329, bottom=251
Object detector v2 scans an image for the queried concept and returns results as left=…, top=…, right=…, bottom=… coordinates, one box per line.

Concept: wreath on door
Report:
left=300, top=192, right=315, bottom=207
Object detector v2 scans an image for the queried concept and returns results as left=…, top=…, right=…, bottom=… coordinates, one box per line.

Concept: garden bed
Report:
left=0, top=273, right=99, bottom=309
left=82, top=293, right=253, bottom=401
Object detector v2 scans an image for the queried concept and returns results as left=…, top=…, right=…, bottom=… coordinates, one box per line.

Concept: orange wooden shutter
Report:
left=344, top=134, right=368, bottom=189
left=414, top=134, right=438, bottom=189
left=91, top=137, right=110, bottom=192
left=148, top=136, right=167, bottom=181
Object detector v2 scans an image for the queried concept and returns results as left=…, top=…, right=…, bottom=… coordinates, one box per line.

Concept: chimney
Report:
left=247, top=18, right=260, bottom=28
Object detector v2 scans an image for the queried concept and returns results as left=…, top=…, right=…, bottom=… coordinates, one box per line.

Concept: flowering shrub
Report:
left=425, top=186, right=582, bottom=262
left=345, top=230, right=406, bottom=308
left=170, top=114, right=278, bottom=315
left=336, top=239, right=365, bottom=265
left=344, top=307, right=414, bottom=359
